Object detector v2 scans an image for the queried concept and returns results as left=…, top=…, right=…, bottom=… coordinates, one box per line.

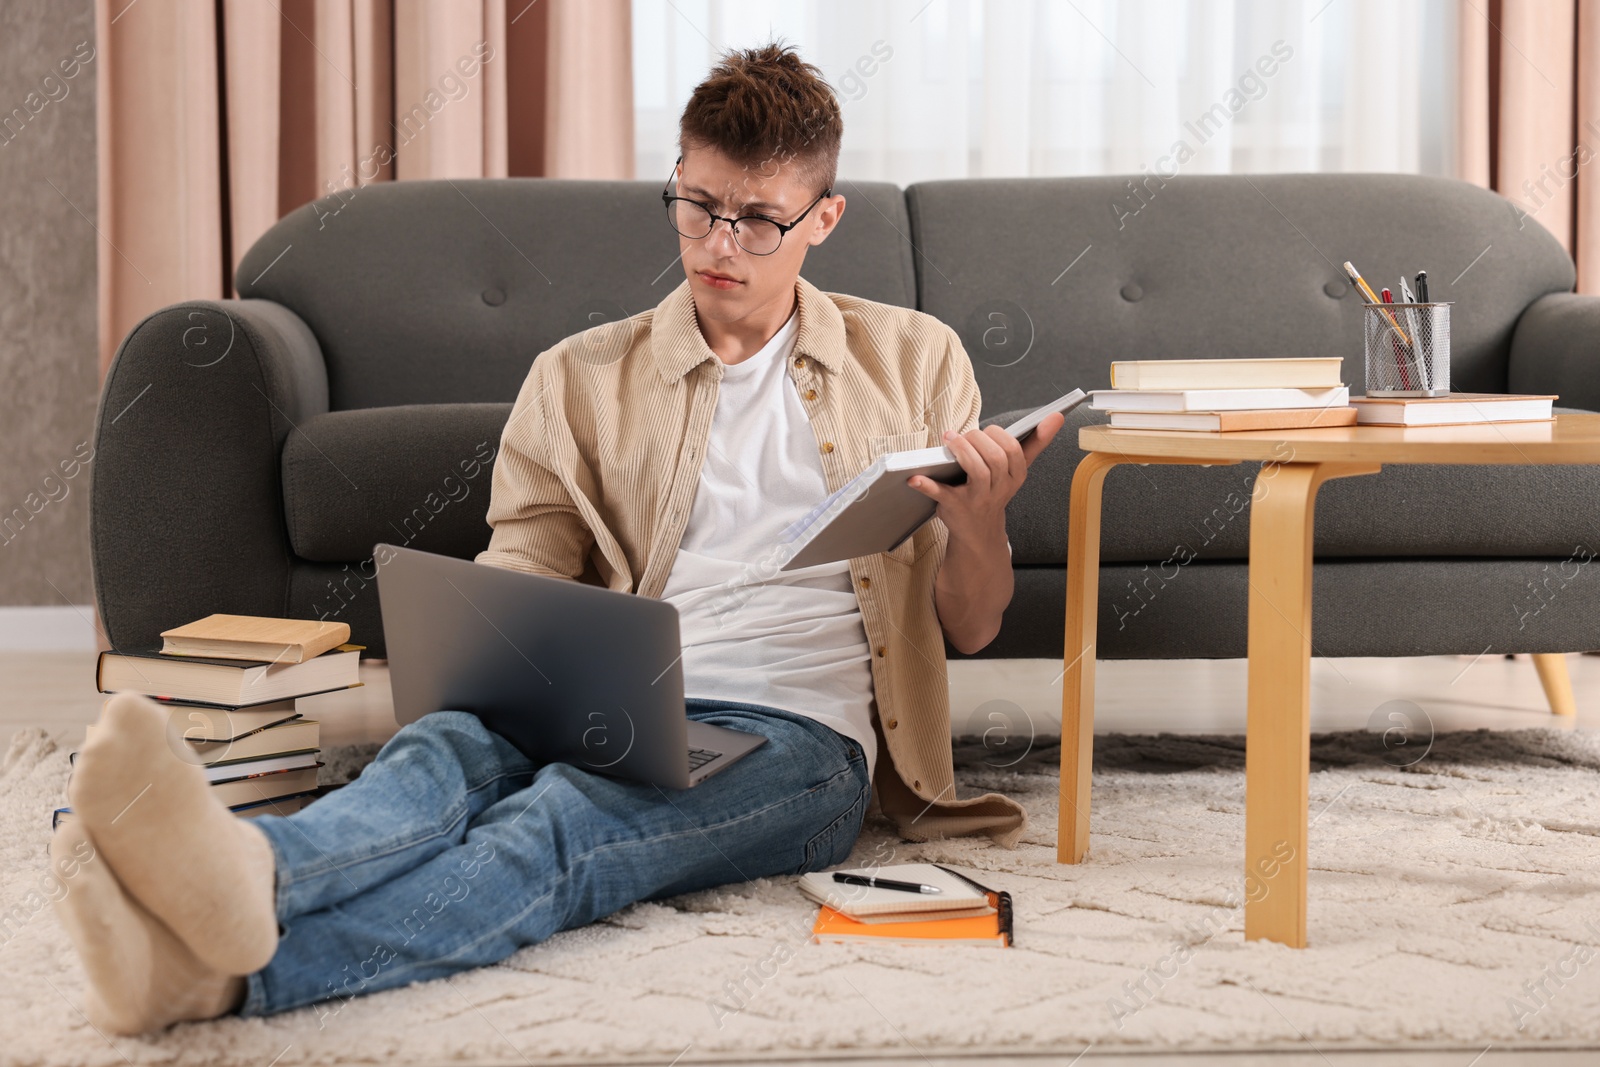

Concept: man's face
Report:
left=672, top=146, right=844, bottom=323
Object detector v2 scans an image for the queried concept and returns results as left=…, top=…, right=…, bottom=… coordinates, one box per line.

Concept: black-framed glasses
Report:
left=661, top=155, right=832, bottom=256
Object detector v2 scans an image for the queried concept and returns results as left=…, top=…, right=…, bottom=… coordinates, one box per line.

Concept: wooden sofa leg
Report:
left=1532, top=653, right=1577, bottom=716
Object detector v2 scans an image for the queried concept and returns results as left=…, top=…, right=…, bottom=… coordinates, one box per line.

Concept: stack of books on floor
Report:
left=52, top=615, right=365, bottom=829
left=800, top=863, right=1013, bottom=948
left=1091, top=357, right=1356, bottom=431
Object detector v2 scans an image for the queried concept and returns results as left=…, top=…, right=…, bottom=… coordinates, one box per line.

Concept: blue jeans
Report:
left=236, top=698, right=871, bottom=1018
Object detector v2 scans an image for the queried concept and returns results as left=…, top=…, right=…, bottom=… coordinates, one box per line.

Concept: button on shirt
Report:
left=658, top=307, right=879, bottom=781
left=475, top=276, right=1028, bottom=849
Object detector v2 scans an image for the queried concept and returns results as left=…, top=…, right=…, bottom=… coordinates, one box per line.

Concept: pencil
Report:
left=1344, top=260, right=1413, bottom=347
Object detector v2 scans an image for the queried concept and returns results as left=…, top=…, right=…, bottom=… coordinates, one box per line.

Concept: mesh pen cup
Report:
left=1363, top=301, right=1450, bottom=397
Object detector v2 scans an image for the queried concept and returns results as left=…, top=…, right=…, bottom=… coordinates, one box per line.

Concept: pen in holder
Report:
left=1363, top=301, right=1450, bottom=397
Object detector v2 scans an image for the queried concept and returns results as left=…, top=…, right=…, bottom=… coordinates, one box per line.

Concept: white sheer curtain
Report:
left=632, top=0, right=1460, bottom=185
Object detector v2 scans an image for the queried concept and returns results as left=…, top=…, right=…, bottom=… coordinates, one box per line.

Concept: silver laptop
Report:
left=374, top=544, right=766, bottom=788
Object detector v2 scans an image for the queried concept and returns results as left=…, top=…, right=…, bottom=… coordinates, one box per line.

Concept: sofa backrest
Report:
left=238, top=172, right=1573, bottom=418
left=908, top=173, right=1574, bottom=416
left=236, top=177, right=916, bottom=411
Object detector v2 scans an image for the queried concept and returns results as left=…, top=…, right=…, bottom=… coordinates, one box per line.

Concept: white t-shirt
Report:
left=659, top=308, right=878, bottom=780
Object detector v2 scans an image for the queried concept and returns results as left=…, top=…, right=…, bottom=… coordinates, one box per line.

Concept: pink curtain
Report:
left=1458, top=0, right=1600, bottom=291
left=95, top=0, right=635, bottom=377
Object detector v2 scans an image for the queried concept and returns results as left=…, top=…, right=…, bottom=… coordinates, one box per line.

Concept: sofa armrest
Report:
left=1508, top=293, right=1600, bottom=412
left=91, top=299, right=330, bottom=651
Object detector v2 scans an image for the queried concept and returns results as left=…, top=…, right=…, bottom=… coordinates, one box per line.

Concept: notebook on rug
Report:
left=811, top=904, right=1012, bottom=947
left=803, top=863, right=1014, bottom=947
left=798, top=862, right=989, bottom=917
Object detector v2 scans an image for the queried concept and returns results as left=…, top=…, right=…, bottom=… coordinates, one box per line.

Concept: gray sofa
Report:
left=92, top=173, right=1600, bottom=664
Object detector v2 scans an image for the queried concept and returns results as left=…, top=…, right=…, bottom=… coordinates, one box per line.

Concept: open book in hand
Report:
left=777, top=389, right=1087, bottom=571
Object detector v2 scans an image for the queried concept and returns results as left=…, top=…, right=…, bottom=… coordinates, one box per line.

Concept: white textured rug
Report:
left=3, top=724, right=1599, bottom=1064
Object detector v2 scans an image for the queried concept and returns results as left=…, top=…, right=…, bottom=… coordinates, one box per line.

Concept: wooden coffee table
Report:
left=1056, top=412, right=1600, bottom=947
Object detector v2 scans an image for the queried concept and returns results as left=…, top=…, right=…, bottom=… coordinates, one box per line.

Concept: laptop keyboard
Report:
left=687, top=747, right=723, bottom=772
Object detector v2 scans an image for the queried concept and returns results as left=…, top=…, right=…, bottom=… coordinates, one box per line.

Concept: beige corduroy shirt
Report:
left=475, top=275, right=1028, bottom=849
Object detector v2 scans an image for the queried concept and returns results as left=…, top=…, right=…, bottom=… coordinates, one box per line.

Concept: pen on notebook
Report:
left=832, top=873, right=942, bottom=895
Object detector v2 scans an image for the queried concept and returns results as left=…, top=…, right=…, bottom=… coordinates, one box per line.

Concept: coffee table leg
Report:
left=1244, top=460, right=1379, bottom=946
left=1058, top=452, right=1122, bottom=864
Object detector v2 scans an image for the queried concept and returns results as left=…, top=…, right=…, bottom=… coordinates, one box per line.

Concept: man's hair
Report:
left=678, top=41, right=842, bottom=199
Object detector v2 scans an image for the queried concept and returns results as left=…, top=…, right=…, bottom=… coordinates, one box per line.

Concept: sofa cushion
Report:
left=238, top=178, right=916, bottom=411
left=284, top=400, right=1600, bottom=572
left=282, top=404, right=509, bottom=563
left=990, top=405, right=1600, bottom=565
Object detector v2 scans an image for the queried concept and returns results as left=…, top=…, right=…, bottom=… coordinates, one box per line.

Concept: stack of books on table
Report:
left=1091, top=357, right=1356, bottom=431
left=800, top=863, right=1013, bottom=948
left=52, top=615, right=364, bottom=829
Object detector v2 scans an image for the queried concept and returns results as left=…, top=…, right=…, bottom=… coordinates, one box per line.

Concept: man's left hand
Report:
left=906, top=411, right=1066, bottom=546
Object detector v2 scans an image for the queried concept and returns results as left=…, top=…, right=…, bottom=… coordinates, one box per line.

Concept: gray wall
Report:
left=0, top=1, right=99, bottom=605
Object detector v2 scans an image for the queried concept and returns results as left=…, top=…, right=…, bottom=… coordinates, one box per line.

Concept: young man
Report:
left=49, top=43, right=1064, bottom=1035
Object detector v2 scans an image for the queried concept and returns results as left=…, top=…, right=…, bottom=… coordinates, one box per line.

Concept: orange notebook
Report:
left=810, top=866, right=1013, bottom=947
left=812, top=904, right=1011, bottom=947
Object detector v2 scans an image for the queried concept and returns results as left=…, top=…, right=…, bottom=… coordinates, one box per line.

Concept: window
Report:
left=633, top=0, right=1460, bottom=185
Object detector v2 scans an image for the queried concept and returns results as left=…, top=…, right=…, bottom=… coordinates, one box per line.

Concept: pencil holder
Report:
left=1363, top=301, right=1450, bottom=397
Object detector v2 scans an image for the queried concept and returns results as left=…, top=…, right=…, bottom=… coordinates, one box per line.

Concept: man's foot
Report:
left=49, top=820, right=247, bottom=1035
left=68, top=692, right=280, bottom=973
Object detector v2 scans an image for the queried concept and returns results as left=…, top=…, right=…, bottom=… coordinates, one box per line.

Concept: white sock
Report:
left=69, top=692, right=281, bottom=974
left=49, top=820, right=247, bottom=1035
